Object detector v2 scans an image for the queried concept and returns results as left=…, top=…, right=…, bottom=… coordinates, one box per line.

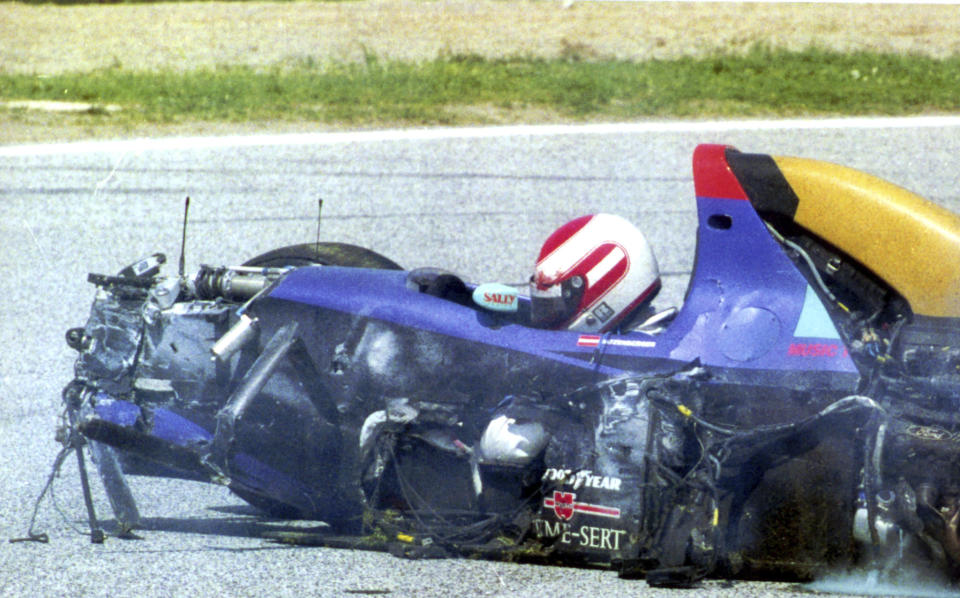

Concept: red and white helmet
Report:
left=531, top=214, right=660, bottom=332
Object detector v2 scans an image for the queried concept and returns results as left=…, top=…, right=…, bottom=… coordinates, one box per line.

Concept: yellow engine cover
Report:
left=773, top=156, right=960, bottom=318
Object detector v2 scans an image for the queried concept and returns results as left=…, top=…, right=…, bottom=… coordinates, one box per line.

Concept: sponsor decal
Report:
left=542, top=468, right=622, bottom=492
left=485, top=292, right=515, bottom=306
left=471, top=283, right=519, bottom=313
left=576, top=335, right=655, bottom=349
left=543, top=491, right=621, bottom=521
left=788, top=342, right=848, bottom=358
left=533, top=519, right=628, bottom=551
left=551, top=491, right=576, bottom=521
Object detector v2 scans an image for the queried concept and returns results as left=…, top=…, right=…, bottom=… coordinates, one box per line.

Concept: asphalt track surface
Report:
left=3, top=119, right=960, bottom=597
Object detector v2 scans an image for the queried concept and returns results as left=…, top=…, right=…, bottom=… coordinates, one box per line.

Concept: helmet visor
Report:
left=529, top=276, right=585, bottom=329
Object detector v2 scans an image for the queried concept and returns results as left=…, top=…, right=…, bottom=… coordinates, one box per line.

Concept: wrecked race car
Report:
left=45, top=144, right=960, bottom=587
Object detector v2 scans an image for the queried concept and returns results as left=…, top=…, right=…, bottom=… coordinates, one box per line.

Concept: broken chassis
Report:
left=51, top=145, right=960, bottom=587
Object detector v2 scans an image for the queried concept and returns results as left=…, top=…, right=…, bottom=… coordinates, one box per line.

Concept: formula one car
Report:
left=50, top=144, right=960, bottom=586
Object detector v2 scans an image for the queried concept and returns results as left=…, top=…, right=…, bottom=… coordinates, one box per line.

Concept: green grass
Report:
left=3, top=46, right=960, bottom=127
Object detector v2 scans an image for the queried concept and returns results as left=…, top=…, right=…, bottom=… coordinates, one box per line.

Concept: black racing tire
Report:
left=243, top=242, right=402, bottom=270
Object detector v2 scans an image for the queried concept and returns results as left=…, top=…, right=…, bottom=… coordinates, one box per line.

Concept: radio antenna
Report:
left=315, top=198, right=323, bottom=255
left=178, top=197, right=190, bottom=278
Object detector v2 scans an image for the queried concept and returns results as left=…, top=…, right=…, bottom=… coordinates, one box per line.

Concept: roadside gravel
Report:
left=1, top=1, right=958, bottom=143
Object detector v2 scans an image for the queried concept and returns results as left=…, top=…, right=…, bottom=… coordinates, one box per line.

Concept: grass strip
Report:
left=2, top=47, right=960, bottom=126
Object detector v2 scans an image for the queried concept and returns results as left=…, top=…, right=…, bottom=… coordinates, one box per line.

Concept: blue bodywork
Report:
left=265, top=192, right=855, bottom=378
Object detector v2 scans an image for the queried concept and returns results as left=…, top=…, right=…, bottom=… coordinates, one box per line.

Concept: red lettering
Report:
left=788, top=343, right=840, bottom=358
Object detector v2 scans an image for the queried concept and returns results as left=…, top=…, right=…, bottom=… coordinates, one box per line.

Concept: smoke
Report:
left=807, top=568, right=957, bottom=598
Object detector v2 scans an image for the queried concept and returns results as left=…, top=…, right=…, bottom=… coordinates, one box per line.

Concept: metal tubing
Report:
left=89, top=440, right=141, bottom=535
left=210, top=322, right=300, bottom=469
left=75, top=444, right=105, bottom=543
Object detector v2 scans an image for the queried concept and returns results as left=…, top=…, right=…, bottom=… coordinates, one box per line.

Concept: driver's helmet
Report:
left=531, top=214, right=660, bottom=332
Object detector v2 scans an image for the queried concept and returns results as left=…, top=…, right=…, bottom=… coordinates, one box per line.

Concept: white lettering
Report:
left=535, top=520, right=627, bottom=552
left=572, top=470, right=590, bottom=490
left=542, top=468, right=574, bottom=483
left=577, top=525, right=626, bottom=550
left=547, top=521, right=563, bottom=536
left=536, top=519, right=564, bottom=537
left=542, top=468, right=622, bottom=492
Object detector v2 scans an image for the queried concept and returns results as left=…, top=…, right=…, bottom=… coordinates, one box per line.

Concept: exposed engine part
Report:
left=210, top=312, right=259, bottom=363
left=192, top=265, right=289, bottom=302
left=65, top=327, right=86, bottom=352
left=117, top=253, right=166, bottom=280
left=762, top=216, right=960, bottom=432
left=850, top=412, right=960, bottom=574
left=917, top=484, right=960, bottom=567
left=761, top=218, right=910, bottom=374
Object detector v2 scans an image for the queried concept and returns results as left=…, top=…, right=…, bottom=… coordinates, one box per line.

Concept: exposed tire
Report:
left=243, top=242, right=402, bottom=270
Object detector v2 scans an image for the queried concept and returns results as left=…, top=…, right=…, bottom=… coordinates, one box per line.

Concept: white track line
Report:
left=3, top=116, right=960, bottom=157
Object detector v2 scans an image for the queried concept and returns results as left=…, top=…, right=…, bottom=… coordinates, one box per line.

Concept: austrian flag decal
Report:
left=577, top=335, right=601, bottom=347
left=544, top=491, right=621, bottom=521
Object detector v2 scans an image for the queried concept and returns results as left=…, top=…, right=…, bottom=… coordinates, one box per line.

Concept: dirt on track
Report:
left=2, top=1, right=958, bottom=143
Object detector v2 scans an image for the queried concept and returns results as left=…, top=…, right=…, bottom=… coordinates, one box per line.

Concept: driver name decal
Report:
left=577, top=335, right=655, bottom=349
